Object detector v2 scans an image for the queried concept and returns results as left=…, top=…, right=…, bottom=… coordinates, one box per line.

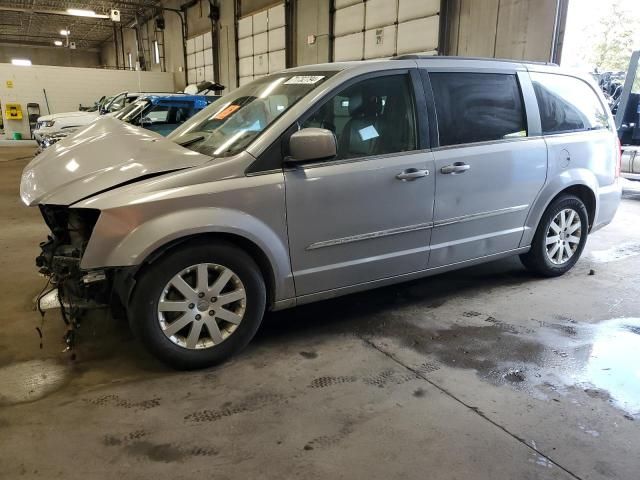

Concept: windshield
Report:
left=85, top=96, right=106, bottom=112
left=168, top=72, right=336, bottom=157
left=113, top=99, right=150, bottom=122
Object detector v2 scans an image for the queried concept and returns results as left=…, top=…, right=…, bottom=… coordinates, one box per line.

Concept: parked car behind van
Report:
left=36, top=94, right=218, bottom=151
left=32, top=91, right=169, bottom=143
left=111, top=94, right=218, bottom=136
left=21, top=57, right=621, bottom=369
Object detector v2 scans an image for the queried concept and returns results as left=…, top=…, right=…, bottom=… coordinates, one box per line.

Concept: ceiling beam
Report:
left=0, top=40, right=100, bottom=51
left=0, top=6, right=110, bottom=18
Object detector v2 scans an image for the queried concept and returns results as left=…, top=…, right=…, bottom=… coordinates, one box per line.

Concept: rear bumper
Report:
left=592, top=181, right=622, bottom=233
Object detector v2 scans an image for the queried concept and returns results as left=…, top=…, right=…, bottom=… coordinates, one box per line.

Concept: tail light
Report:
left=615, top=137, right=622, bottom=178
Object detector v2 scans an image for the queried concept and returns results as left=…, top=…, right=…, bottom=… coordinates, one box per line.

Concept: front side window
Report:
left=300, top=74, right=417, bottom=160
left=169, top=72, right=336, bottom=157
left=530, top=72, right=610, bottom=135
left=429, top=72, right=527, bottom=147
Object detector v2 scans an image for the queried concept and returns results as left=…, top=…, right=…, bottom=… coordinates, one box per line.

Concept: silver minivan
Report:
left=21, top=57, right=622, bottom=369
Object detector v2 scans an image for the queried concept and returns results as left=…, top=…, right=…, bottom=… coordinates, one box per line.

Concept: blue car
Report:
left=112, top=94, right=218, bottom=136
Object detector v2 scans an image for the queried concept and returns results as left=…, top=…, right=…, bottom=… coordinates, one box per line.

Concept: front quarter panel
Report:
left=79, top=165, right=294, bottom=301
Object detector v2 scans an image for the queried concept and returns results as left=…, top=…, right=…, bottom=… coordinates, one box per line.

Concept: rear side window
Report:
left=530, top=72, right=610, bottom=135
left=429, top=72, right=527, bottom=147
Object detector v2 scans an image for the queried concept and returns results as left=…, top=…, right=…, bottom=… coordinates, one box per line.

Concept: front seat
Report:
left=338, top=90, right=383, bottom=158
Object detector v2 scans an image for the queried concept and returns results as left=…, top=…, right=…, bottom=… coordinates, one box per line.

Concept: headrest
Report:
left=348, top=91, right=363, bottom=115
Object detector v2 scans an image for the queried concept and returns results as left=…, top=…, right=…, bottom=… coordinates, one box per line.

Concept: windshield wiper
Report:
left=177, top=135, right=205, bottom=147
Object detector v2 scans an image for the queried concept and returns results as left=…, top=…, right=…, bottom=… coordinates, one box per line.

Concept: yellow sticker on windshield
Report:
left=213, top=104, right=240, bottom=120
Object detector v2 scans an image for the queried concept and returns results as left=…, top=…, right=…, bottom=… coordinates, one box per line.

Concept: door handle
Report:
left=440, top=162, right=471, bottom=174
left=396, top=168, right=429, bottom=181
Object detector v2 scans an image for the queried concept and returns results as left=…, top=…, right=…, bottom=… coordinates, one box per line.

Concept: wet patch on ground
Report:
left=0, top=359, right=71, bottom=405
left=357, top=315, right=546, bottom=382
left=349, top=310, right=640, bottom=417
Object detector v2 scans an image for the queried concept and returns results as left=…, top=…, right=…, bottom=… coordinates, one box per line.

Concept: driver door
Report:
left=284, top=71, right=435, bottom=297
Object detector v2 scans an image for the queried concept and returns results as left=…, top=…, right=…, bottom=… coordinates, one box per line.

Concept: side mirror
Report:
left=288, top=128, right=337, bottom=163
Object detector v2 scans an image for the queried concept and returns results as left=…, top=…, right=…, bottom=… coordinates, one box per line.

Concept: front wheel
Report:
left=520, top=194, right=589, bottom=277
left=129, top=240, right=266, bottom=370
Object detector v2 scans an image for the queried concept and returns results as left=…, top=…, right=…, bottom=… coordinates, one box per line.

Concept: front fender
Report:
left=81, top=206, right=295, bottom=301
left=520, top=168, right=598, bottom=247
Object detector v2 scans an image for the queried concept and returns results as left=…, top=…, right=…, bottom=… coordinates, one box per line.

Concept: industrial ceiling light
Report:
left=11, top=59, right=32, bottom=66
left=60, top=29, right=70, bottom=36
left=54, top=40, right=63, bottom=46
left=66, top=8, right=97, bottom=17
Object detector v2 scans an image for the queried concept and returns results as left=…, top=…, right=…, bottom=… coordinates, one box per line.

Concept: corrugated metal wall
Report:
left=237, top=3, right=287, bottom=86
left=333, top=0, right=441, bottom=61
left=187, top=32, right=215, bottom=84
left=444, top=0, right=562, bottom=62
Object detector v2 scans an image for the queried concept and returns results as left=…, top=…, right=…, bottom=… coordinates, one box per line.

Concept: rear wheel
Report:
left=129, top=241, right=266, bottom=369
left=520, top=194, right=589, bottom=277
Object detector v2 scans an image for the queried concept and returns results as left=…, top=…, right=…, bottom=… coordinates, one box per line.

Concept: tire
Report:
left=520, top=194, right=589, bottom=277
left=129, top=240, right=266, bottom=370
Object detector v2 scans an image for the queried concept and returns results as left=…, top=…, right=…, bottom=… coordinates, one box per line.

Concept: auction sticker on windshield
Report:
left=213, top=104, right=241, bottom=120
left=284, top=75, right=325, bottom=85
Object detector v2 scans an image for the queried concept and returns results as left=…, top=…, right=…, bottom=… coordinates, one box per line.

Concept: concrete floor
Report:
left=1, top=147, right=639, bottom=480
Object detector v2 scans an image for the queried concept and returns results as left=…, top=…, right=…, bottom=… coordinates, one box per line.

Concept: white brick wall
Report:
left=0, top=64, right=176, bottom=139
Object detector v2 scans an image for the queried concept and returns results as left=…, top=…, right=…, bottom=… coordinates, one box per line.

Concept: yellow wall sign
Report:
left=5, top=103, right=23, bottom=120
left=5, top=80, right=13, bottom=88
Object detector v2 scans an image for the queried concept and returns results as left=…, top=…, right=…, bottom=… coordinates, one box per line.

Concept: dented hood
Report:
left=20, top=116, right=212, bottom=206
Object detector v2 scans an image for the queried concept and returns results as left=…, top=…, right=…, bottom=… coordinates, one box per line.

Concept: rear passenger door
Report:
left=423, top=69, right=547, bottom=268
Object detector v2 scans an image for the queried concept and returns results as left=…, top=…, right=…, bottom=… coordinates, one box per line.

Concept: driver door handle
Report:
left=396, top=168, right=429, bottom=181
left=441, top=162, right=471, bottom=174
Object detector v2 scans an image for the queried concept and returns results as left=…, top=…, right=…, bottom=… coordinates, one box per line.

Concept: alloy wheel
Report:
left=157, top=263, right=246, bottom=349
left=545, top=208, right=582, bottom=265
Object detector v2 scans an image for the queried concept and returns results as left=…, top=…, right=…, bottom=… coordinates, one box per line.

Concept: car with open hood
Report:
left=21, top=57, right=622, bottom=369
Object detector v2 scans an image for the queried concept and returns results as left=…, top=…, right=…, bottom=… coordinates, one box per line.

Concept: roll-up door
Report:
left=238, top=3, right=287, bottom=87
left=186, top=31, right=214, bottom=85
left=333, top=0, right=440, bottom=61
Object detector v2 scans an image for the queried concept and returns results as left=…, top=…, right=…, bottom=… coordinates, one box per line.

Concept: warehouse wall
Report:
left=217, top=0, right=238, bottom=92
left=295, top=0, right=331, bottom=66
left=97, top=0, right=563, bottom=94
left=444, top=0, right=562, bottom=62
left=99, top=0, right=220, bottom=91
left=0, top=64, right=175, bottom=139
left=0, top=44, right=100, bottom=68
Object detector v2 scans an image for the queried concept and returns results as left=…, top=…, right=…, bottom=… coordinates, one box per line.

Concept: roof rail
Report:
left=391, top=55, right=558, bottom=67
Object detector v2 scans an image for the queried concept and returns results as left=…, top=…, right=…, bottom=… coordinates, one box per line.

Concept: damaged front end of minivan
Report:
left=35, top=205, right=111, bottom=347
left=21, top=116, right=214, bottom=350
